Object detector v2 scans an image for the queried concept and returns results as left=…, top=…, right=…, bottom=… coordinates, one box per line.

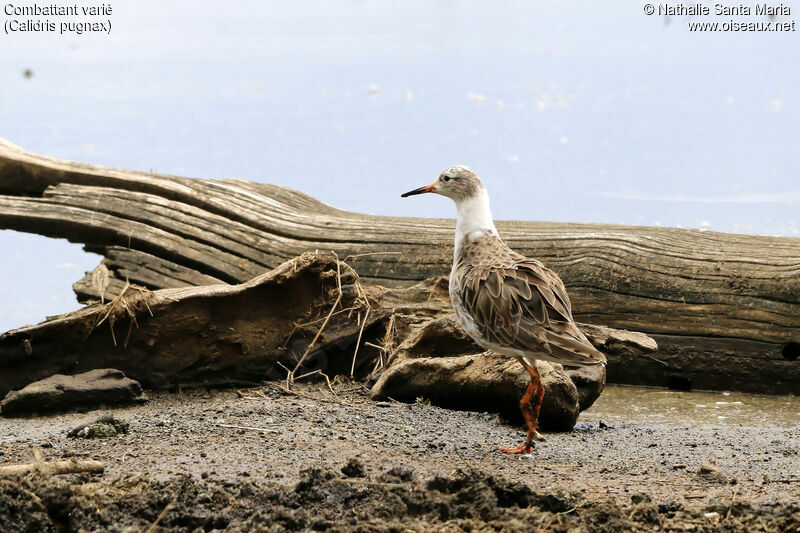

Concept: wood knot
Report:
left=782, top=342, right=800, bottom=362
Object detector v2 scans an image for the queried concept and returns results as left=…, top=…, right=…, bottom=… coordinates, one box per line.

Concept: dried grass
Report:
left=283, top=252, right=373, bottom=390
left=369, top=311, right=397, bottom=375
left=90, top=281, right=155, bottom=347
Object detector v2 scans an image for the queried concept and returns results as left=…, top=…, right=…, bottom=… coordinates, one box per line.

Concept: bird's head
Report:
left=401, top=165, right=485, bottom=203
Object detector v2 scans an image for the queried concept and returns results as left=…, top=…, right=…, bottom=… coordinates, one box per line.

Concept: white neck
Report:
left=454, top=189, right=497, bottom=258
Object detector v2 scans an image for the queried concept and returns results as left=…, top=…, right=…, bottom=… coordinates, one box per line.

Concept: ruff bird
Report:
left=401, top=166, right=606, bottom=454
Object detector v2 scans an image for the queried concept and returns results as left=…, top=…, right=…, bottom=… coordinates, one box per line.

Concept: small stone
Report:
left=68, top=415, right=129, bottom=439
left=77, top=424, right=116, bottom=439
left=697, top=460, right=726, bottom=482
left=631, top=493, right=652, bottom=505
left=698, top=460, right=720, bottom=475
left=1, top=369, right=142, bottom=417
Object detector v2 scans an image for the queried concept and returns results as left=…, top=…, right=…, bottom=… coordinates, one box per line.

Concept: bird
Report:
left=401, top=165, right=606, bottom=454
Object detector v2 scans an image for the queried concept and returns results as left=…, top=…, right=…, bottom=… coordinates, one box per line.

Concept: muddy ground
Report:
left=1, top=384, right=798, bottom=531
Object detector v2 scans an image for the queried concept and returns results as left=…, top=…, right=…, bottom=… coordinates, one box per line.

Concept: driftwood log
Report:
left=0, top=253, right=657, bottom=430
left=0, top=254, right=383, bottom=397
left=1, top=139, right=798, bottom=394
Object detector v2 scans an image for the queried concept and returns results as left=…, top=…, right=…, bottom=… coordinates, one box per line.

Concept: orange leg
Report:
left=499, top=358, right=544, bottom=454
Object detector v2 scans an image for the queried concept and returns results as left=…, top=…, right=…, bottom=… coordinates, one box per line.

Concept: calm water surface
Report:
left=0, top=1, right=797, bottom=331
left=581, top=385, right=800, bottom=428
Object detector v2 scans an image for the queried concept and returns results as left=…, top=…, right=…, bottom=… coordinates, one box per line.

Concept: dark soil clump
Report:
left=340, top=458, right=366, bottom=478
left=1, top=468, right=797, bottom=532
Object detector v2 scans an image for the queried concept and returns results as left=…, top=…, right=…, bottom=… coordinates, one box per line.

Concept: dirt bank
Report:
left=2, top=467, right=798, bottom=532
left=1, top=385, right=798, bottom=531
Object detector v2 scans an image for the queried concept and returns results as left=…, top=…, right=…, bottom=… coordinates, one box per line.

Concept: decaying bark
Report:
left=0, top=253, right=384, bottom=397
left=0, top=139, right=798, bottom=393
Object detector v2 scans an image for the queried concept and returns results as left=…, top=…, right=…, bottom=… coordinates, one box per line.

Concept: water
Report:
left=581, top=385, right=800, bottom=429
left=0, top=233, right=102, bottom=330
left=0, top=1, right=798, bottom=331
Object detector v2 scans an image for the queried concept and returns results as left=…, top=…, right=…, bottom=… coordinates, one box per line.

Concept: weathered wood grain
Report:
left=72, top=247, right=226, bottom=302
left=1, top=139, right=798, bottom=393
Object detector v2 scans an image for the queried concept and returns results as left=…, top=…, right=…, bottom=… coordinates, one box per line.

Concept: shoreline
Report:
left=2, top=386, right=797, bottom=504
left=1, top=384, right=798, bottom=530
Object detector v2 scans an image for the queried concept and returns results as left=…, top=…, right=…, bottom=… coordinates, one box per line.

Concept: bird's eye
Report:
left=443, top=176, right=451, bottom=182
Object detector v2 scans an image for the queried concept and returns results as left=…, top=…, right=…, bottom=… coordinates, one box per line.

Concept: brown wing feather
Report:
left=455, top=246, right=605, bottom=366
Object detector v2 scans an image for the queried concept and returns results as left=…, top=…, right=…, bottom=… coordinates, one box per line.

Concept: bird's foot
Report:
left=533, top=430, right=546, bottom=441
left=498, top=441, right=533, bottom=454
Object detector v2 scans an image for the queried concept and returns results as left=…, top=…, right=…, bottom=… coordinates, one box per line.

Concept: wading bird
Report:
left=401, top=166, right=606, bottom=454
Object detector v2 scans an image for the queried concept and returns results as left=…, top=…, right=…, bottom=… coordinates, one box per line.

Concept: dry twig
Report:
left=294, top=369, right=338, bottom=396
left=0, top=447, right=104, bottom=478
left=350, top=308, right=370, bottom=377
left=343, top=251, right=402, bottom=262
left=145, top=501, right=175, bottom=533
left=370, top=311, right=397, bottom=375
left=218, top=424, right=278, bottom=434
left=267, top=382, right=344, bottom=404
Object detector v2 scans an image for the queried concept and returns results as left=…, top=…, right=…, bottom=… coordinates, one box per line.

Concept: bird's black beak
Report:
left=401, top=183, right=436, bottom=198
